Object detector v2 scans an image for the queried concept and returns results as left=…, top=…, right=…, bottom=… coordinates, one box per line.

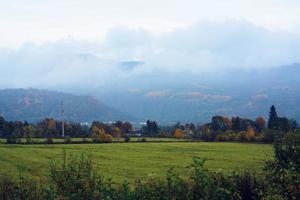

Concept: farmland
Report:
left=0, top=142, right=273, bottom=183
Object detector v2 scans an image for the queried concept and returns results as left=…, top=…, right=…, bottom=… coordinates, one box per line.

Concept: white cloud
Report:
left=0, top=20, right=300, bottom=90
left=1, top=0, right=300, bottom=48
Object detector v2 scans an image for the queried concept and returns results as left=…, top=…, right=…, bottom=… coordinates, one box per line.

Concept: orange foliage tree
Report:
left=246, top=127, right=255, bottom=142
left=255, top=117, right=266, bottom=132
left=174, top=129, right=184, bottom=139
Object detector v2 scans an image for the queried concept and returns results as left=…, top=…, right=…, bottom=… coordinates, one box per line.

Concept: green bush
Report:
left=124, top=135, right=130, bottom=143
left=6, top=136, right=18, bottom=144
left=64, top=136, right=72, bottom=143
left=44, top=138, right=54, bottom=144
left=138, top=137, right=147, bottom=142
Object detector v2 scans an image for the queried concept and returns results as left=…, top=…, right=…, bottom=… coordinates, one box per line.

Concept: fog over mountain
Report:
left=0, top=20, right=300, bottom=123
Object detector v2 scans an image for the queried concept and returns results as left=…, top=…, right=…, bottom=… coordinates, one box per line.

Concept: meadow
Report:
left=0, top=142, right=273, bottom=183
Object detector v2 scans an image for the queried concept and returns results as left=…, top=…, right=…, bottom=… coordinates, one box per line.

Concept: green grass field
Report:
left=0, top=142, right=273, bottom=183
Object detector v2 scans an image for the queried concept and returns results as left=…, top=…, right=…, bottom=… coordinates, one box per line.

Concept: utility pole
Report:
left=61, top=100, right=65, bottom=137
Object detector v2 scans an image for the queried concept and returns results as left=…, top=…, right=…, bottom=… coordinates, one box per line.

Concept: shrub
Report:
left=254, top=134, right=265, bottom=143
left=264, top=133, right=300, bottom=199
left=82, top=137, right=89, bottom=143
left=49, top=151, right=105, bottom=199
left=124, top=135, right=130, bottom=143
left=227, top=133, right=240, bottom=141
left=64, top=136, right=72, bottom=144
left=103, top=134, right=113, bottom=143
left=138, top=137, right=147, bottom=142
left=44, top=138, right=54, bottom=144
left=238, top=131, right=247, bottom=142
left=215, top=134, right=228, bottom=142
left=6, top=136, right=18, bottom=144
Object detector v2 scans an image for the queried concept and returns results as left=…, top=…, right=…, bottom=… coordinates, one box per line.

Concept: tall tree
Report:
left=255, top=117, right=266, bottom=132
left=268, top=105, right=278, bottom=129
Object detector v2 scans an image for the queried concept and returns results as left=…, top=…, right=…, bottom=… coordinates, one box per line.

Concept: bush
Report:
left=264, top=133, right=300, bottom=199
left=6, top=137, right=18, bottom=144
left=103, top=134, right=113, bottom=143
left=124, top=135, right=130, bottom=143
left=49, top=151, right=104, bottom=199
left=215, top=134, right=228, bottom=142
left=44, top=138, right=54, bottom=144
left=138, top=137, right=147, bottom=142
left=64, top=136, right=72, bottom=144
left=238, top=131, right=247, bottom=142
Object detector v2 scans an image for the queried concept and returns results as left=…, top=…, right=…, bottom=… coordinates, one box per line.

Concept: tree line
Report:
left=0, top=105, right=298, bottom=143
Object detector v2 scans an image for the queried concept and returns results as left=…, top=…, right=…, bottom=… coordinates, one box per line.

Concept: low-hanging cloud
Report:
left=0, top=20, right=300, bottom=90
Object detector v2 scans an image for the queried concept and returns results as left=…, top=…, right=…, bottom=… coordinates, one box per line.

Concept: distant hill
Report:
left=98, top=63, right=300, bottom=124
left=0, top=88, right=130, bottom=122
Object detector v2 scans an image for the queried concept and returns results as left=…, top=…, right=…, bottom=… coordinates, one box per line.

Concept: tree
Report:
left=232, top=117, right=241, bottom=132
left=268, top=105, right=278, bottom=129
left=112, top=127, right=121, bottom=141
left=23, top=124, right=34, bottom=143
left=223, top=117, right=232, bottom=130
left=211, top=116, right=226, bottom=132
left=91, top=126, right=113, bottom=143
left=255, top=117, right=266, bottom=132
left=289, top=119, right=298, bottom=131
left=246, top=127, right=255, bottom=142
left=91, top=126, right=106, bottom=143
left=143, top=120, right=159, bottom=136
left=174, top=129, right=184, bottom=139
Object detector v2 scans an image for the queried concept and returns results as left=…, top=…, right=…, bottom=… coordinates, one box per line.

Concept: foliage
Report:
left=174, top=128, right=184, bottom=139
left=255, top=117, right=266, bottom=132
left=44, top=138, right=54, bottom=144
left=268, top=105, right=278, bottom=129
left=264, top=133, right=300, bottom=199
left=91, top=126, right=113, bottom=143
left=64, top=136, right=72, bottom=143
left=246, top=127, right=255, bottom=142
left=142, top=120, right=159, bottom=136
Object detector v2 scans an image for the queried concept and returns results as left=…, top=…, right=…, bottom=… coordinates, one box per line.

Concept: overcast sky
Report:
left=0, top=0, right=300, bottom=90
left=1, top=0, right=300, bottom=48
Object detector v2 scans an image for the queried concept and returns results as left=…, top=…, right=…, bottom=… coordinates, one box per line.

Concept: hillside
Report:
left=0, top=88, right=129, bottom=122
left=98, top=63, right=300, bottom=123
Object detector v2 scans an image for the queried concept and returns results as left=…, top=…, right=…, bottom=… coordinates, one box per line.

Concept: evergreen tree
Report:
left=268, top=105, right=278, bottom=129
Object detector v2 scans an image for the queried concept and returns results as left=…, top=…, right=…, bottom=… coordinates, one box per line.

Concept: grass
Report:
left=0, top=142, right=273, bottom=183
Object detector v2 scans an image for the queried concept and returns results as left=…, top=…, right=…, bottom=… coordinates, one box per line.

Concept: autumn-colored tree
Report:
left=112, top=127, right=121, bottom=141
left=103, top=134, right=113, bottom=143
left=223, top=117, right=232, bottom=130
left=122, top=121, right=133, bottom=133
left=91, top=126, right=113, bottom=143
left=23, top=125, right=34, bottom=143
left=255, top=117, right=266, bottom=132
left=91, top=126, right=106, bottom=143
left=174, top=129, right=184, bottom=139
left=246, top=127, right=255, bottom=142
left=47, top=119, right=57, bottom=130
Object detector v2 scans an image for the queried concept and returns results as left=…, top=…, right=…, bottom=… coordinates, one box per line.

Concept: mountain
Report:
left=0, top=88, right=130, bottom=122
left=97, top=63, right=300, bottom=124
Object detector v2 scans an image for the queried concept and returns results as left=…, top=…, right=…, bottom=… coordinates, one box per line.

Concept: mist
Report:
left=0, top=20, right=300, bottom=94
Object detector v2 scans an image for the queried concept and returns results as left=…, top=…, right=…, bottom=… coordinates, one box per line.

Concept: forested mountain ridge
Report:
left=98, top=63, right=300, bottom=123
left=0, top=88, right=129, bottom=122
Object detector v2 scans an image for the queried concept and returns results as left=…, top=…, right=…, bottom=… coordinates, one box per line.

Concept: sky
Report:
left=0, top=0, right=300, bottom=90
left=1, top=0, right=300, bottom=48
